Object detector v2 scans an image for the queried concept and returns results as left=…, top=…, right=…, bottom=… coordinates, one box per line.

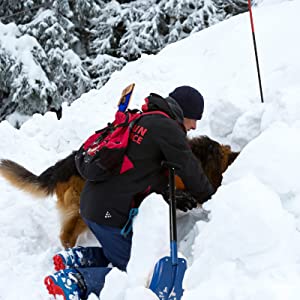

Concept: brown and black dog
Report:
left=0, top=136, right=238, bottom=248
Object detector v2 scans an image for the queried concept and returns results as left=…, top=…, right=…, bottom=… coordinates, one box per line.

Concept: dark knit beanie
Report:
left=169, top=86, right=204, bottom=120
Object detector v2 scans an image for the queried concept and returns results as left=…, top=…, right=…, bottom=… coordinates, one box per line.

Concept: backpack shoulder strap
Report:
left=140, top=110, right=171, bottom=119
left=128, top=110, right=172, bottom=131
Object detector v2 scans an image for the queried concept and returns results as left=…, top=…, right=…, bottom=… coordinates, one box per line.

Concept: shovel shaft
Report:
left=162, top=161, right=181, bottom=265
left=169, top=167, right=177, bottom=243
left=171, top=241, right=178, bottom=266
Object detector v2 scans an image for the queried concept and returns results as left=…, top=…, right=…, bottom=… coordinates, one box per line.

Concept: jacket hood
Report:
left=144, top=93, right=185, bottom=126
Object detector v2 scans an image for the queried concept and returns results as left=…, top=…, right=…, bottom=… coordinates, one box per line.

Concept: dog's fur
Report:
left=0, top=136, right=238, bottom=248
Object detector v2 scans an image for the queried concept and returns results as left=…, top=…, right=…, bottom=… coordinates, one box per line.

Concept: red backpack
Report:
left=75, top=84, right=171, bottom=181
left=79, top=109, right=169, bottom=173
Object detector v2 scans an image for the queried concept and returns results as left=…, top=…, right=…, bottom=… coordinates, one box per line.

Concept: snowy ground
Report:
left=1, top=0, right=300, bottom=299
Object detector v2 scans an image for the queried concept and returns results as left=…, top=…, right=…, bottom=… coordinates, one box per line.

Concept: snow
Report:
left=1, top=0, right=300, bottom=299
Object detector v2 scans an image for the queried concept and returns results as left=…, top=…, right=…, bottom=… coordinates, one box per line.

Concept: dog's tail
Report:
left=0, top=159, right=52, bottom=197
left=0, top=152, right=78, bottom=198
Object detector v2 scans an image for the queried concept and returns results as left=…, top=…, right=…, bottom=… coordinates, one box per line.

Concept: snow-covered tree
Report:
left=85, top=54, right=127, bottom=88
left=0, top=0, right=50, bottom=25
left=0, top=0, right=248, bottom=126
left=0, top=23, right=58, bottom=123
left=19, top=9, right=92, bottom=105
left=90, top=0, right=248, bottom=61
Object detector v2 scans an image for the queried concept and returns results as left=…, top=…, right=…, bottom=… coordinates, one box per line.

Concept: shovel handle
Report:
left=162, top=161, right=181, bottom=265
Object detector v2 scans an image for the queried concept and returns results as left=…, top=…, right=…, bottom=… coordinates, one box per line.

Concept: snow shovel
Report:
left=149, top=161, right=187, bottom=300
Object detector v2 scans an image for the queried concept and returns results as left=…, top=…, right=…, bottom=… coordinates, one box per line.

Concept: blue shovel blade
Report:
left=118, top=92, right=131, bottom=112
left=118, top=83, right=135, bottom=112
left=168, top=258, right=187, bottom=300
left=149, top=256, right=187, bottom=300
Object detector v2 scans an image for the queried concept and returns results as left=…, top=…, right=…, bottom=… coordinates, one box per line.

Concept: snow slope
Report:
left=0, top=1, right=300, bottom=299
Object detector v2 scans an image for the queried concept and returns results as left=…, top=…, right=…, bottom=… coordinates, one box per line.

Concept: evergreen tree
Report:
left=19, top=9, right=92, bottom=104
left=0, top=0, right=49, bottom=24
left=0, top=24, right=58, bottom=121
left=0, top=0, right=248, bottom=125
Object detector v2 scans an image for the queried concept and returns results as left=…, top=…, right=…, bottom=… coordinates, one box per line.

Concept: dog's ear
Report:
left=219, top=145, right=239, bottom=174
left=228, top=151, right=239, bottom=166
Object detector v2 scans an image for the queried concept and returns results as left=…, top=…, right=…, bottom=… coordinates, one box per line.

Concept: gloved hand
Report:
left=174, top=190, right=198, bottom=212
left=162, top=189, right=198, bottom=212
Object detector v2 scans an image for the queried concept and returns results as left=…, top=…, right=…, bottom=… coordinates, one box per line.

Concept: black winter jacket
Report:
left=77, top=93, right=214, bottom=228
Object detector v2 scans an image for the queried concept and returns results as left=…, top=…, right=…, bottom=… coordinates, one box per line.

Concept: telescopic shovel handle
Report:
left=161, top=161, right=181, bottom=244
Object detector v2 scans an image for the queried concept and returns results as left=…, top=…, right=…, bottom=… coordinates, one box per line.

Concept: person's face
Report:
left=183, top=118, right=197, bottom=131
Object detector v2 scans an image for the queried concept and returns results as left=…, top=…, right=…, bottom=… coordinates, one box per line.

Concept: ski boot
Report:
left=44, top=269, right=86, bottom=300
left=53, top=247, right=86, bottom=271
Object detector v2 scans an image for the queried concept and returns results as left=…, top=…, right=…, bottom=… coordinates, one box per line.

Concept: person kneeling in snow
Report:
left=44, top=86, right=215, bottom=300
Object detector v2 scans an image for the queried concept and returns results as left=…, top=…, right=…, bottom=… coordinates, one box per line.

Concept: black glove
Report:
left=175, top=190, right=198, bottom=212
left=162, top=189, right=198, bottom=212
